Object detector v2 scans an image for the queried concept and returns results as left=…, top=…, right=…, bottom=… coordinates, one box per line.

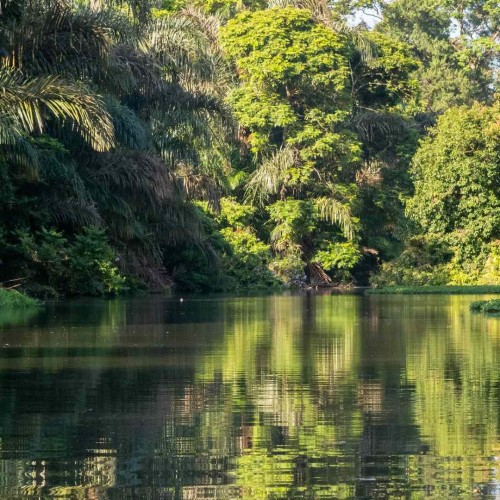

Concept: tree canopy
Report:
left=0, top=0, right=498, bottom=295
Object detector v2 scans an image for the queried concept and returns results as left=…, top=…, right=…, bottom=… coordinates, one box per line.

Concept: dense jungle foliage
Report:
left=0, top=0, right=498, bottom=296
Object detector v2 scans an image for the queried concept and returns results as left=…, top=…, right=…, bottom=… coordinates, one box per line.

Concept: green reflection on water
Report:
left=0, top=294, right=499, bottom=498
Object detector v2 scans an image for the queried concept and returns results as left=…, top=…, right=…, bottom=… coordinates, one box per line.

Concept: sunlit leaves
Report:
left=0, top=68, right=115, bottom=151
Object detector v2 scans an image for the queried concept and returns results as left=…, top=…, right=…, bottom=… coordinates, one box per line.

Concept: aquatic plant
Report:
left=470, top=300, right=500, bottom=314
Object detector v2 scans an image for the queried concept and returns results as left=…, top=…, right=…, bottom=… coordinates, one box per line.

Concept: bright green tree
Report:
left=376, top=0, right=499, bottom=113
left=408, top=101, right=500, bottom=253
left=374, top=100, right=500, bottom=286
left=221, top=8, right=364, bottom=284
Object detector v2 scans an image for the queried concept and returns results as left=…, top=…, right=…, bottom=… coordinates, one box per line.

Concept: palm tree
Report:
left=0, top=68, right=115, bottom=154
left=0, top=0, right=235, bottom=290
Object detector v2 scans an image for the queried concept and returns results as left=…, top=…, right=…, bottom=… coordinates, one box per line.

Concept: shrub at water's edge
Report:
left=13, top=227, right=129, bottom=299
left=470, top=300, right=500, bottom=314
left=371, top=103, right=500, bottom=289
left=367, top=286, right=500, bottom=295
left=0, top=288, right=41, bottom=308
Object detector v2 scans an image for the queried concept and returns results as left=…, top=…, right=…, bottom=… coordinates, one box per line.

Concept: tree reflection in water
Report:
left=0, top=293, right=499, bottom=498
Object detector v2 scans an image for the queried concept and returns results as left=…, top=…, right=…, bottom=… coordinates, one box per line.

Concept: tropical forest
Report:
left=0, top=0, right=498, bottom=299
left=2, top=2, right=500, bottom=498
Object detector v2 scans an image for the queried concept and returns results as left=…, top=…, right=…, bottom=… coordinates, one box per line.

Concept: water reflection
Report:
left=0, top=294, right=499, bottom=497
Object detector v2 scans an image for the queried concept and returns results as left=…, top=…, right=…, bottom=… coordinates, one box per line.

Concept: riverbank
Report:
left=366, top=285, right=500, bottom=295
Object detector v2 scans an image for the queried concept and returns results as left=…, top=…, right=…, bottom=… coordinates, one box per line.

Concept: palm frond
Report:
left=314, top=196, right=356, bottom=240
left=84, top=150, right=179, bottom=212
left=176, top=164, right=223, bottom=212
left=4, top=3, right=131, bottom=77
left=0, top=114, right=40, bottom=179
left=110, top=43, right=166, bottom=99
left=352, top=109, right=412, bottom=143
left=0, top=68, right=115, bottom=151
left=157, top=201, right=205, bottom=246
left=245, top=146, right=297, bottom=205
left=143, top=11, right=232, bottom=95
left=44, top=195, right=102, bottom=228
left=181, top=7, right=222, bottom=44
left=0, top=113, right=23, bottom=146
left=105, top=97, right=149, bottom=149
left=89, top=0, right=153, bottom=21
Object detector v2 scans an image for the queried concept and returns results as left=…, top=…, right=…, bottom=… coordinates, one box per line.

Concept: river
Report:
left=0, top=292, right=499, bottom=498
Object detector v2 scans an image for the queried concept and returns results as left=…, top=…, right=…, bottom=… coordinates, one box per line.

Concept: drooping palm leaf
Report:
left=83, top=150, right=178, bottom=212
left=4, top=3, right=131, bottom=76
left=0, top=68, right=114, bottom=151
left=314, top=196, right=356, bottom=240
left=89, top=0, right=153, bottom=21
left=105, top=96, right=149, bottom=150
left=245, top=146, right=297, bottom=204
left=143, top=11, right=232, bottom=95
left=352, top=108, right=412, bottom=143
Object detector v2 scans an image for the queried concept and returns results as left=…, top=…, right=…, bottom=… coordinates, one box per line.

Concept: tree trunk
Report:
left=307, top=262, right=333, bottom=287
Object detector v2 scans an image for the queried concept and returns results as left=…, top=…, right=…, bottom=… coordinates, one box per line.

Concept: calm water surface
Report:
left=0, top=293, right=499, bottom=498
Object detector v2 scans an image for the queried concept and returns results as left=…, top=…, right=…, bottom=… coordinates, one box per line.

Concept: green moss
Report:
left=0, top=288, right=42, bottom=308
left=367, top=286, right=500, bottom=295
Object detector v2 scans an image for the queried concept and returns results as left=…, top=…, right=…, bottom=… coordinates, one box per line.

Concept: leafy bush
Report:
left=267, top=200, right=316, bottom=253
left=367, top=286, right=500, bottom=295
left=374, top=102, right=500, bottom=289
left=220, top=228, right=281, bottom=289
left=371, top=235, right=452, bottom=286
left=478, top=300, right=500, bottom=313
left=216, top=200, right=287, bottom=289
left=17, top=228, right=68, bottom=292
left=372, top=236, right=500, bottom=288
left=470, top=299, right=500, bottom=314
left=217, top=198, right=256, bottom=228
left=313, top=242, right=361, bottom=282
left=470, top=300, right=489, bottom=312
left=67, top=227, right=127, bottom=295
left=407, top=102, right=500, bottom=258
left=269, top=249, right=306, bottom=288
left=372, top=262, right=450, bottom=287
left=0, top=288, right=41, bottom=308
left=478, top=242, right=500, bottom=285
left=168, top=200, right=283, bottom=291
left=16, top=227, right=127, bottom=296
